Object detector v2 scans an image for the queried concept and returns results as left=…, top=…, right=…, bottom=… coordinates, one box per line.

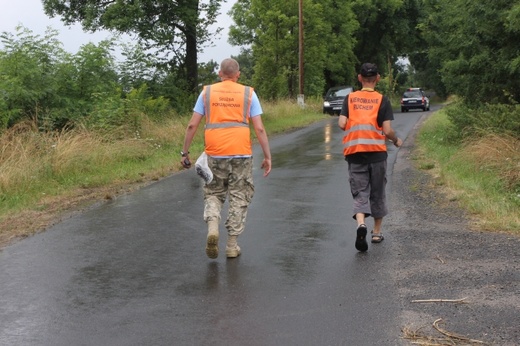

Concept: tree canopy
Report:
left=418, top=0, right=520, bottom=104
left=228, top=0, right=428, bottom=98
left=42, top=0, right=223, bottom=93
left=0, top=26, right=188, bottom=131
left=3, top=0, right=520, bottom=133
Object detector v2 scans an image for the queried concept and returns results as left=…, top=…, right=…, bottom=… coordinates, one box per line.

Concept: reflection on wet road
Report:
left=0, top=112, right=426, bottom=345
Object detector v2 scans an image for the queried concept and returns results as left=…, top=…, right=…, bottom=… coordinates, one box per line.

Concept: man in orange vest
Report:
left=338, top=63, right=402, bottom=252
left=181, top=58, right=272, bottom=259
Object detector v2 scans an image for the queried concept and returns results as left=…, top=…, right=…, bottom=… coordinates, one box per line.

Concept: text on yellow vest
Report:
left=343, top=90, right=386, bottom=156
left=203, top=81, right=254, bottom=156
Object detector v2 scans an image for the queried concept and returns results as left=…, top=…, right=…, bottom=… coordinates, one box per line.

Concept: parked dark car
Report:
left=400, top=88, right=430, bottom=112
left=323, top=86, right=353, bottom=115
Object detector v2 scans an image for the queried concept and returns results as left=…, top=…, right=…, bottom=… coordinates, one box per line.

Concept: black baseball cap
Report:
left=360, top=63, right=378, bottom=77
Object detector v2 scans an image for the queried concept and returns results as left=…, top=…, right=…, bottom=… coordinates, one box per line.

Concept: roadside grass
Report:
left=414, top=109, right=520, bottom=233
left=260, top=96, right=324, bottom=133
left=0, top=98, right=325, bottom=246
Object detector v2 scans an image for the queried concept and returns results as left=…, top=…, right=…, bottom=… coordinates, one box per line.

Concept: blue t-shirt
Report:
left=193, top=89, right=263, bottom=117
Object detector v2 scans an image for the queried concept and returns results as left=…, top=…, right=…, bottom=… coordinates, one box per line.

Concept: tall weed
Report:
left=416, top=109, right=520, bottom=232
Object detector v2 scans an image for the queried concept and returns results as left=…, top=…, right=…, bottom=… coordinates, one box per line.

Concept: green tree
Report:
left=59, top=41, right=121, bottom=127
left=232, top=49, right=255, bottom=87
left=117, top=42, right=182, bottom=110
left=0, top=26, right=66, bottom=129
left=118, top=42, right=159, bottom=94
left=351, top=0, right=424, bottom=92
left=74, top=41, right=119, bottom=100
left=229, top=0, right=349, bottom=99
left=0, top=26, right=128, bottom=130
left=419, top=0, right=520, bottom=104
left=42, top=0, right=223, bottom=93
left=321, top=0, right=359, bottom=90
left=251, top=0, right=301, bottom=99
left=197, top=60, right=219, bottom=87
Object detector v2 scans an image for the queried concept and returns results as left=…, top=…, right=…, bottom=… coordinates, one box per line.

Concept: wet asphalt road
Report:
left=0, top=109, right=430, bottom=346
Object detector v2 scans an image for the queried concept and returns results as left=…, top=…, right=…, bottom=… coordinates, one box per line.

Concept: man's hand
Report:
left=261, top=158, right=271, bottom=177
left=394, top=138, right=403, bottom=147
left=181, top=156, right=191, bottom=169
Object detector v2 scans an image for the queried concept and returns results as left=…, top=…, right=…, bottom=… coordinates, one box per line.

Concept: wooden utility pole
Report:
left=298, top=0, right=304, bottom=107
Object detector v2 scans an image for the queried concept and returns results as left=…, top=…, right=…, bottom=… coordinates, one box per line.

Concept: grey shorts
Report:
left=347, top=160, right=388, bottom=219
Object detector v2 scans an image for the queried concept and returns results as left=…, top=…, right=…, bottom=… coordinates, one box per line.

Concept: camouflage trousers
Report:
left=203, top=157, right=255, bottom=236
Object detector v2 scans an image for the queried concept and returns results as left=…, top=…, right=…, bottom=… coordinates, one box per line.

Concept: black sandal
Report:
left=355, top=224, right=368, bottom=252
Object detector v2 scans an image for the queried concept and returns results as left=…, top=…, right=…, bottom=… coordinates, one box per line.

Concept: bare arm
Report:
left=338, top=115, right=347, bottom=130
left=181, top=112, right=204, bottom=168
left=382, top=120, right=402, bottom=147
left=251, top=115, right=272, bottom=177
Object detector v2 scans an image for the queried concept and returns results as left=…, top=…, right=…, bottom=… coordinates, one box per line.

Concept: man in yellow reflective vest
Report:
left=338, top=63, right=402, bottom=252
left=181, top=58, right=272, bottom=259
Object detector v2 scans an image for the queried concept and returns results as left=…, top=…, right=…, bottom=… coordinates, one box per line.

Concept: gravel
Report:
left=387, top=116, right=520, bottom=345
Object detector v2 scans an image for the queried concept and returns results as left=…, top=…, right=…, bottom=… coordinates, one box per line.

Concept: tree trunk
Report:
left=185, top=0, right=199, bottom=92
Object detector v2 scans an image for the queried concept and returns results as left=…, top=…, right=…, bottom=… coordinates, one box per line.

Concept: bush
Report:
left=125, top=85, right=172, bottom=121
left=445, top=101, right=520, bottom=140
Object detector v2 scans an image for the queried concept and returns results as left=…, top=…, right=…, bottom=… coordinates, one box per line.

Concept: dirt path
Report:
left=389, top=117, right=520, bottom=345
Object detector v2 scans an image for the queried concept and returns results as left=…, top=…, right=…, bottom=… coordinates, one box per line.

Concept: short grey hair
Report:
left=220, top=58, right=240, bottom=78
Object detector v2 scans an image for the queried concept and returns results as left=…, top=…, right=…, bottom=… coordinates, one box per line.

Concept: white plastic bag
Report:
left=195, top=152, right=213, bottom=184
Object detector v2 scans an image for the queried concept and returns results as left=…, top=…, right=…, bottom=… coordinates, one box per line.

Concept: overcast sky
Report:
left=0, top=0, right=240, bottom=63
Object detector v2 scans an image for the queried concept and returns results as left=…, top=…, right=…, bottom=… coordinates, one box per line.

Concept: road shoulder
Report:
left=388, top=114, right=520, bottom=345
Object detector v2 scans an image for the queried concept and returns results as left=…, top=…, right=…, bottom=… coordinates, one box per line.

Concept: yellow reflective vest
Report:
left=203, top=81, right=254, bottom=156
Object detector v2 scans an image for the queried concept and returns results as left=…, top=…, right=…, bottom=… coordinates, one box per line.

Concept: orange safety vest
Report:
left=203, top=81, right=254, bottom=156
left=343, top=90, right=386, bottom=156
